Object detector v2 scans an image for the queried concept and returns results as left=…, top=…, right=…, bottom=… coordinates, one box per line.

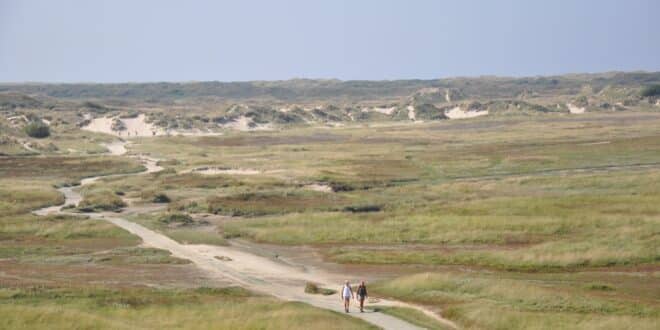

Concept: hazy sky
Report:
left=1, top=0, right=658, bottom=82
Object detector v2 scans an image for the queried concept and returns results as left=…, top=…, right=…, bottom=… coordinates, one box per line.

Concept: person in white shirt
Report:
left=340, top=280, right=354, bottom=313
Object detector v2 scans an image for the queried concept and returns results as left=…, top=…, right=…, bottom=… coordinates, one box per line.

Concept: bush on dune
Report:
left=24, top=122, right=50, bottom=138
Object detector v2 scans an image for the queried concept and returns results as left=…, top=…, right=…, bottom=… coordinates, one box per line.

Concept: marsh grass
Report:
left=0, top=286, right=375, bottom=330
left=372, top=273, right=659, bottom=330
left=78, top=190, right=126, bottom=212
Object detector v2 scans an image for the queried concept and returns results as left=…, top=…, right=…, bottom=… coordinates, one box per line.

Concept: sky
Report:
left=0, top=0, right=658, bottom=83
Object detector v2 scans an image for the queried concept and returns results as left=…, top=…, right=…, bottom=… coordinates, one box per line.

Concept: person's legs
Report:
left=344, top=297, right=350, bottom=312
left=359, top=297, right=364, bottom=312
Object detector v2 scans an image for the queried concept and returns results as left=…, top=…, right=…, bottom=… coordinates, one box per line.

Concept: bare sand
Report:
left=82, top=114, right=164, bottom=137
left=445, top=106, right=489, bottom=119
left=362, top=106, right=396, bottom=115
left=407, top=105, right=416, bottom=121
left=567, top=103, right=586, bottom=114
left=188, top=167, right=261, bottom=175
left=304, top=183, right=333, bottom=193
left=219, top=115, right=272, bottom=131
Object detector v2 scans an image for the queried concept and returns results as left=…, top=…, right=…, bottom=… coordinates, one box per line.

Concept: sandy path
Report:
left=32, top=140, right=457, bottom=330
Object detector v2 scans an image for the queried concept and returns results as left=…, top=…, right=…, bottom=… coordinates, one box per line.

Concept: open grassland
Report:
left=372, top=273, right=658, bottom=330
left=0, top=286, right=374, bottom=330
left=0, top=152, right=372, bottom=329
left=111, top=112, right=660, bottom=328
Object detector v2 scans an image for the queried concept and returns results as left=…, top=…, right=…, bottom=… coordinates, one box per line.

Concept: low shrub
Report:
left=158, top=213, right=193, bottom=225
left=153, top=193, right=171, bottom=203
left=304, top=282, right=336, bottom=295
left=78, top=191, right=126, bottom=212
left=24, top=122, right=50, bottom=138
left=343, top=205, right=382, bottom=213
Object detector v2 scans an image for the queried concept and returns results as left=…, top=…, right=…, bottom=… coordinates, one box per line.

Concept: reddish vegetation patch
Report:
left=0, top=260, right=217, bottom=289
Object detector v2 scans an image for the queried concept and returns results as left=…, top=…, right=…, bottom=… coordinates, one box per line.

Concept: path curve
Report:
left=34, top=140, right=457, bottom=330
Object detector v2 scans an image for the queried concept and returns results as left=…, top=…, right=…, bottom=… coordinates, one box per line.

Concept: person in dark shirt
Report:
left=356, top=281, right=368, bottom=312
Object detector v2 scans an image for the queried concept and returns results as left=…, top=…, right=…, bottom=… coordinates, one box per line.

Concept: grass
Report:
left=374, top=306, right=451, bottom=330
left=128, top=212, right=228, bottom=246
left=3, top=110, right=660, bottom=329
left=372, top=273, right=659, bottom=330
left=304, top=282, right=337, bottom=295
left=78, top=189, right=126, bottom=212
left=0, top=286, right=376, bottom=330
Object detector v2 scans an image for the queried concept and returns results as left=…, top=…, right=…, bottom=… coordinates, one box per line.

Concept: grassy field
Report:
left=0, top=151, right=373, bottom=329
left=1, top=286, right=374, bottom=330
left=116, top=112, right=660, bottom=329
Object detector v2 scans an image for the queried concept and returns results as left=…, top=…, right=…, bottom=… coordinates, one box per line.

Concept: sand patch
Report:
left=567, top=103, right=586, bottom=114
left=101, top=141, right=128, bottom=156
left=219, top=116, right=272, bottom=131
left=407, top=105, right=416, bottom=121
left=445, top=106, right=489, bottom=119
left=189, top=167, right=261, bottom=175
left=83, top=114, right=164, bottom=137
left=362, top=106, right=396, bottom=115
left=580, top=141, right=611, bottom=146
left=6, top=115, right=28, bottom=127
left=305, top=184, right=333, bottom=193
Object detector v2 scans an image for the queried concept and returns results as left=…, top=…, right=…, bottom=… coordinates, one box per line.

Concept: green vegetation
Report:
left=78, top=190, right=126, bottom=212
left=304, top=282, right=336, bottom=295
left=23, top=121, right=50, bottom=138
left=640, top=84, right=660, bottom=97
left=2, top=72, right=660, bottom=329
left=0, top=286, right=375, bottom=330
left=372, top=273, right=658, bottom=330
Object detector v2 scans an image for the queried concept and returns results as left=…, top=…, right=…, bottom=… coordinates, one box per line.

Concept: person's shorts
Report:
left=343, top=296, right=351, bottom=300
left=357, top=295, right=365, bottom=301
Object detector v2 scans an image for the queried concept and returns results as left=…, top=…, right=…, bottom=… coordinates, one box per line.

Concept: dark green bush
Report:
left=158, top=213, right=193, bottom=225
left=641, top=84, right=660, bottom=97
left=343, top=205, right=382, bottom=213
left=24, top=122, right=50, bottom=138
left=152, top=193, right=171, bottom=203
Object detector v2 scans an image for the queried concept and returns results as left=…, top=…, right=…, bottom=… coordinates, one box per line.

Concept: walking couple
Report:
left=341, top=280, right=368, bottom=313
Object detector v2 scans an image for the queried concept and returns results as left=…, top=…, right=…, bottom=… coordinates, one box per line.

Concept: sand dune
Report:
left=407, top=105, right=416, bottom=121
left=83, top=114, right=163, bottom=137
left=445, top=106, right=489, bottom=119
left=567, top=103, right=586, bottom=114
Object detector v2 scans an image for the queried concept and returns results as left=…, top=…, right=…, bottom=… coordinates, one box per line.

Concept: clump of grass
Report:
left=78, top=190, right=126, bottom=212
left=343, top=204, right=382, bottom=213
left=152, top=192, right=171, bottom=203
left=585, top=283, right=615, bottom=291
left=158, top=213, right=193, bottom=225
left=304, top=282, right=336, bottom=295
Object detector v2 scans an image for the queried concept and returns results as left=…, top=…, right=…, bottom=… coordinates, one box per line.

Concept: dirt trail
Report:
left=33, top=140, right=457, bottom=330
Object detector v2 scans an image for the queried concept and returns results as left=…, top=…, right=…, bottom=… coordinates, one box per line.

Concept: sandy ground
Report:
left=567, top=103, right=586, bottom=114
left=187, top=167, right=261, bottom=175
left=407, top=105, right=416, bottom=121
left=362, top=107, right=396, bottom=115
left=83, top=114, right=164, bottom=137
left=32, top=140, right=457, bottom=330
left=445, top=106, right=489, bottom=119
left=219, top=116, right=272, bottom=131
left=304, top=183, right=333, bottom=193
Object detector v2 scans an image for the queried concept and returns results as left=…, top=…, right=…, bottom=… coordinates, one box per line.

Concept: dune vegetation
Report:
left=2, top=74, right=659, bottom=329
